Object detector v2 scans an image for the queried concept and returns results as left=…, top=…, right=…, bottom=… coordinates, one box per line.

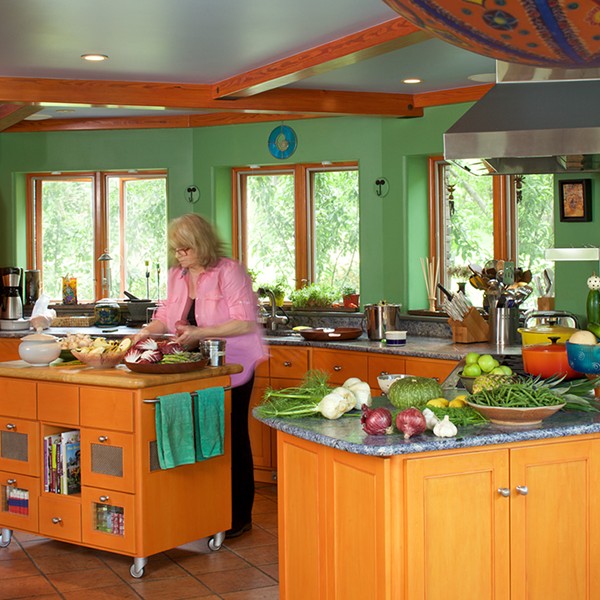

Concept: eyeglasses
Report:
left=173, top=247, right=191, bottom=255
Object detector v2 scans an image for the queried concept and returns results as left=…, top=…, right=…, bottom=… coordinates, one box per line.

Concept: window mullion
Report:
left=295, top=164, right=309, bottom=288
left=94, top=172, right=108, bottom=300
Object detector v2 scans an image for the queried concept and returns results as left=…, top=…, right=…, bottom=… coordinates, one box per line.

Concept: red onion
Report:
left=395, top=408, right=427, bottom=440
left=361, top=405, right=393, bottom=435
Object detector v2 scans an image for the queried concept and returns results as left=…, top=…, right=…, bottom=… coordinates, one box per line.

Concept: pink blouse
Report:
left=152, top=258, right=267, bottom=387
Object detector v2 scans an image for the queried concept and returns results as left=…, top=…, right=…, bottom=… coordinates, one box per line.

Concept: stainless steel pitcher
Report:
left=364, top=303, right=402, bottom=340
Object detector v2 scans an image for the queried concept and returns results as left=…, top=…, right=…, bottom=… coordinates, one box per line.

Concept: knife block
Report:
left=448, top=307, right=489, bottom=343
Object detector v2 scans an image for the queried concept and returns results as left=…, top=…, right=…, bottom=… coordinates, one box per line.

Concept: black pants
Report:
left=230, top=374, right=255, bottom=529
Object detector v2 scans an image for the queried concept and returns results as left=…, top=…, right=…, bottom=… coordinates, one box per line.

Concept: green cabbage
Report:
left=387, top=376, right=443, bottom=410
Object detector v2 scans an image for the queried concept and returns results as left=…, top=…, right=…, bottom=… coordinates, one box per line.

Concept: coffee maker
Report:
left=1, top=267, right=24, bottom=320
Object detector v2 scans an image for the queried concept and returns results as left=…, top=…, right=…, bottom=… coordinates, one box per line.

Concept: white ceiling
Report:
left=0, top=0, right=497, bottom=124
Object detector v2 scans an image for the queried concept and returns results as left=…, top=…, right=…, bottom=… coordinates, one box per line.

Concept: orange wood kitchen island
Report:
left=0, top=359, right=242, bottom=577
left=256, top=401, right=600, bottom=600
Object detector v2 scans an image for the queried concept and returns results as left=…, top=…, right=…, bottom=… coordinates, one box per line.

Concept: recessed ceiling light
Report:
left=81, top=53, right=109, bottom=62
left=402, top=78, right=422, bottom=84
left=468, top=72, right=496, bottom=83
left=24, top=113, right=52, bottom=121
left=55, top=109, right=75, bottom=114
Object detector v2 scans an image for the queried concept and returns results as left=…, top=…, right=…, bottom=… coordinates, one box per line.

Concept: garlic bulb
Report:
left=422, top=408, right=440, bottom=430
left=433, top=415, right=458, bottom=438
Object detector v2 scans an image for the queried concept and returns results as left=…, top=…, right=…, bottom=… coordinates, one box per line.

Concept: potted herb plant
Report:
left=342, top=286, right=360, bottom=309
left=290, top=283, right=338, bottom=310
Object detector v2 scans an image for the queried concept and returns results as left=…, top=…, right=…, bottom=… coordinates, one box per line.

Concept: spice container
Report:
left=94, top=298, right=121, bottom=327
left=203, top=339, right=226, bottom=366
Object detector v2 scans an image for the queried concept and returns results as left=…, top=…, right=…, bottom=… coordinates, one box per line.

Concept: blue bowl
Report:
left=565, top=341, right=600, bottom=374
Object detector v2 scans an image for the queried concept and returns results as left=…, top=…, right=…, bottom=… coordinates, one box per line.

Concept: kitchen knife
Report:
left=437, top=283, right=454, bottom=300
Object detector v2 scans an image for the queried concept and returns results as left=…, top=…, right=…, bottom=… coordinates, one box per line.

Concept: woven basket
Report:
left=51, top=315, right=96, bottom=327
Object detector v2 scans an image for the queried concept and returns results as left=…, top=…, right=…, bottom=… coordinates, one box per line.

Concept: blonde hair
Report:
left=168, top=213, right=225, bottom=268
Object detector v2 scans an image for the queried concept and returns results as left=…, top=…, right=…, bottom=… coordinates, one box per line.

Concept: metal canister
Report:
left=363, top=303, right=402, bottom=341
left=203, top=339, right=226, bottom=366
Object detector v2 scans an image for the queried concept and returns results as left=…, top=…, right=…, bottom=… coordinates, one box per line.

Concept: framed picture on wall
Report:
left=559, top=179, right=592, bottom=222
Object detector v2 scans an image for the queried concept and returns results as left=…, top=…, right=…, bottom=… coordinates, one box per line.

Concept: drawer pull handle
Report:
left=99, top=495, right=110, bottom=502
left=333, top=365, right=342, bottom=372
left=51, top=517, right=62, bottom=524
left=7, top=479, right=17, bottom=485
left=497, top=487, right=510, bottom=497
left=283, top=361, right=292, bottom=367
left=516, top=485, right=528, bottom=495
left=98, top=435, right=109, bottom=443
left=380, top=371, right=389, bottom=376
left=5, top=423, right=16, bottom=430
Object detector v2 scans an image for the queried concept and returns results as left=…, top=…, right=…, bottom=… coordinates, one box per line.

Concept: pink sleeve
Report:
left=219, top=261, right=259, bottom=321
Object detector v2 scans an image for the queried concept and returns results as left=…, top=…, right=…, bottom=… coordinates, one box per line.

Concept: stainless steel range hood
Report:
left=444, top=64, right=600, bottom=175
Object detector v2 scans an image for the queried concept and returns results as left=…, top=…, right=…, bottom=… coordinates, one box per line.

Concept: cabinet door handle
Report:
left=51, top=517, right=62, bottom=524
left=333, top=365, right=342, bottom=372
left=5, top=423, right=16, bottom=430
left=99, top=495, right=110, bottom=502
left=6, top=479, right=17, bottom=485
left=516, top=485, right=528, bottom=495
left=380, top=371, right=389, bottom=376
left=98, top=435, right=109, bottom=443
left=497, top=487, right=511, bottom=497
left=283, top=361, right=292, bottom=367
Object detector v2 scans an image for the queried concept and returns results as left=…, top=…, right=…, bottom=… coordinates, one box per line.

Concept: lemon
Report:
left=426, top=398, right=449, bottom=408
left=449, top=398, right=467, bottom=408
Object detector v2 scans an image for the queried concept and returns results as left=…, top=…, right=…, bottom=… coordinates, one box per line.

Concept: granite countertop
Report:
left=253, top=397, right=600, bottom=457
left=0, top=359, right=242, bottom=389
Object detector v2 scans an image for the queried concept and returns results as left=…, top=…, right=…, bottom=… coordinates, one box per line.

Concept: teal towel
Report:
left=155, top=392, right=196, bottom=469
left=194, top=387, right=225, bottom=461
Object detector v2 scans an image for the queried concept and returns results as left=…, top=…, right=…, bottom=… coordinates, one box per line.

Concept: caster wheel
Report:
left=129, top=564, right=144, bottom=578
left=208, top=536, right=222, bottom=551
left=0, top=539, right=11, bottom=548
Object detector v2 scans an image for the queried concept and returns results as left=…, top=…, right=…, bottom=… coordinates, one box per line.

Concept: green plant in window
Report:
left=290, top=283, right=338, bottom=309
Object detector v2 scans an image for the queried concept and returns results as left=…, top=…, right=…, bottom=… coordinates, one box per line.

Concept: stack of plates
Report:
left=0, top=318, right=31, bottom=331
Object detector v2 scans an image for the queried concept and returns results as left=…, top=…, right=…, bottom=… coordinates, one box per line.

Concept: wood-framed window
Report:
left=232, top=162, right=360, bottom=296
left=26, top=170, right=168, bottom=303
left=429, top=157, right=554, bottom=308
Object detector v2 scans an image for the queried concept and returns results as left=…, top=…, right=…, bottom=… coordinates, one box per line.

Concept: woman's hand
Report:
left=174, top=324, right=206, bottom=350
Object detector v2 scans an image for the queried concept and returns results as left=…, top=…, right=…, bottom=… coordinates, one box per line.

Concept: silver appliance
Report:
left=1, top=267, right=24, bottom=320
left=364, top=303, right=402, bottom=341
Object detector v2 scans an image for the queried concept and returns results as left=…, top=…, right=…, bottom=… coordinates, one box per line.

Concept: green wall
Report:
left=1, top=106, right=591, bottom=315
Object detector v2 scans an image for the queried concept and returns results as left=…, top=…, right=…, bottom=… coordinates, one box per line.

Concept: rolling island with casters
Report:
left=0, top=359, right=242, bottom=578
left=255, top=402, right=600, bottom=600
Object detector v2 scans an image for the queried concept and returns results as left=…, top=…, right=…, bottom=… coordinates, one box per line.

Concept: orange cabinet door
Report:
left=312, top=348, right=368, bottom=385
left=0, top=417, right=39, bottom=477
left=510, top=439, right=600, bottom=600
left=80, top=387, right=134, bottom=433
left=367, top=355, right=406, bottom=389
left=269, top=346, right=309, bottom=380
left=0, top=471, right=39, bottom=533
left=249, top=376, right=277, bottom=482
left=39, top=493, right=81, bottom=542
left=80, top=428, right=135, bottom=493
left=81, top=486, right=136, bottom=554
left=0, top=339, right=20, bottom=362
left=405, top=449, right=510, bottom=600
left=404, top=357, right=458, bottom=382
left=0, top=379, right=36, bottom=420
left=38, top=382, right=79, bottom=426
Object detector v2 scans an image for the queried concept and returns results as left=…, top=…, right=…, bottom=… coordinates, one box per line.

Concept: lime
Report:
left=465, top=352, right=480, bottom=365
left=477, top=354, right=496, bottom=373
left=462, top=363, right=481, bottom=377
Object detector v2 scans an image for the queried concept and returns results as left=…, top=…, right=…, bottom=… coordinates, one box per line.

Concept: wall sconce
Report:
left=186, top=185, right=200, bottom=204
left=374, top=177, right=389, bottom=198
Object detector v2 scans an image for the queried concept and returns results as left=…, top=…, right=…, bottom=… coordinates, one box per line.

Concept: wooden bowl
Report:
left=71, top=349, right=126, bottom=369
left=466, top=401, right=565, bottom=426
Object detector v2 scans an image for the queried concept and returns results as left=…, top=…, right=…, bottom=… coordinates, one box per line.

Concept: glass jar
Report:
left=94, top=299, right=121, bottom=327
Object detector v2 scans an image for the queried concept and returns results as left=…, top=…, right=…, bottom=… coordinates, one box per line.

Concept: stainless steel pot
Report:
left=364, top=303, right=402, bottom=341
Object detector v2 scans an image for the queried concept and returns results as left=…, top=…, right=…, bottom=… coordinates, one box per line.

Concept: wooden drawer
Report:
left=38, top=383, right=79, bottom=426
left=39, top=493, right=81, bottom=542
left=0, top=379, right=36, bottom=420
left=81, top=486, right=136, bottom=554
left=405, top=357, right=459, bottom=382
left=255, top=358, right=270, bottom=378
left=80, top=387, right=134, bottom=432
left=312, top=348, right=368, bottom=385
left=0, top=471, right=39, bottom=533
left=367, top=355, right=407, bottom=389
left=0, top=417, right=39, bottom=477
left=80, top=428, right=135, bottom=493
left=270, top=346, right=309, bottom=380
left=0, top=338, right=20, bottom=362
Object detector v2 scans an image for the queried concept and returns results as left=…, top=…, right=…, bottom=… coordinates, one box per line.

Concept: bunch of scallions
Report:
left=257, top=370, right=359, bottom=419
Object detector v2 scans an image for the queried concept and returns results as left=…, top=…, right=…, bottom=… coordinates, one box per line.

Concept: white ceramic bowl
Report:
left=377, top=373, right=410, bottom=395
left=19, top=333, right=61, bottom=366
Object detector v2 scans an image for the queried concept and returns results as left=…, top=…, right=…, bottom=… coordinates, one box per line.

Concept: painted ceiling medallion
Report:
left=268, top=125, right=297, bottom=160
left=383, top=0, right=600, bottom=68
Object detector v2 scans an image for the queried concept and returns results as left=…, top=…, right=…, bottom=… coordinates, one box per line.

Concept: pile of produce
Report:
left=387, top=376, right=443, bottom=409
left=69, top=336, right=131, bottom=356
left=460, top=352, right=513, bottom=379
left=59, top=333, right=95, bottom=350
left=125, top=338, right=205, bottom=364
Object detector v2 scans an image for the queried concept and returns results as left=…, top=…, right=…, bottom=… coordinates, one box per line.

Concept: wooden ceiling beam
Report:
left=0, top=104, right=42, bottom=131
left=0, top=77, right=422, bottom=117
left=413, top=84, right=494, bottom=108
left=212, top=17, right=432, bottom=99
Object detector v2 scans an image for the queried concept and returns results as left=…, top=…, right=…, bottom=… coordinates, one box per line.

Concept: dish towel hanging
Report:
left=194, top=387, right=225, bottom=461
left=155, top=392, right=196, bottom=469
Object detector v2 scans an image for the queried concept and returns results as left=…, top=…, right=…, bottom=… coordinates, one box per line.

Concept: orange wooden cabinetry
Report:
left=311, top=348, right=368, bottom=385
left=405, top=356, right=458, bottom=381
left=367, top=354, right=406, bottom=390
left=0, top=369, right=235, bottom=577
left=0, top=339, right=20, bottom=362
left=277, top=431, right=600, bottom=600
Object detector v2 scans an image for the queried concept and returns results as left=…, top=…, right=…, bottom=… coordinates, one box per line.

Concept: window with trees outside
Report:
left=26, top=171, right=168, bottom=303
left=429, top=157, right=554, bottom=310
left=232, top=163, right=360, bottom=300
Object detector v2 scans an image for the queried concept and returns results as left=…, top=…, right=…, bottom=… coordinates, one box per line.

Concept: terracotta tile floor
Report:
left=0, top=484, right=279, bottom=600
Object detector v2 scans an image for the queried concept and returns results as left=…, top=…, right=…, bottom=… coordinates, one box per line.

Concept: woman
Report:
left=138, top=213, right=266, bottom=538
